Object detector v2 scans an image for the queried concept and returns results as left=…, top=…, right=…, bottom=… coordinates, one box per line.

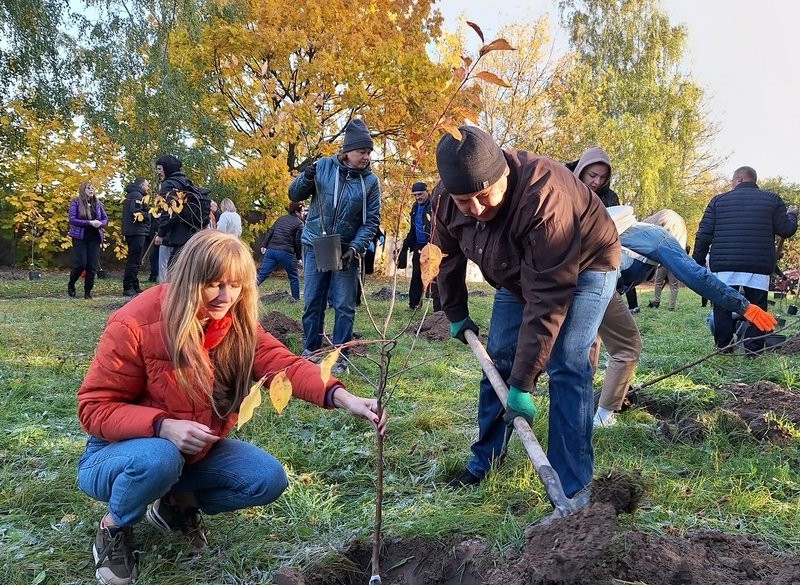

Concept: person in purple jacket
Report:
left=67, top=181, right=108, bottom=299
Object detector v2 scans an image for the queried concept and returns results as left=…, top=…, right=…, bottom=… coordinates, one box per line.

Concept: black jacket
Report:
left=262, top=213, right=304, bottom=258
left=122, top=183, right=151, bottom=237
left=692, top=182, right=798, bottom=275
left=157, top=172, right=202, bottom=246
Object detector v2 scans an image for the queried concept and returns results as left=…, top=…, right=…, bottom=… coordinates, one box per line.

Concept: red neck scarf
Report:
left=203, top=313, right=233, bottom=350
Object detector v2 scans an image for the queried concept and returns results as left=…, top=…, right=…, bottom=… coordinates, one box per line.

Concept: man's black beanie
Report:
left=155, top=154, right=182, bottom=178
left=435, top=126, right=507, bottom=195
left=411, top=181, right=428, bottom=192
left=341, top=119, right=374, bottom=153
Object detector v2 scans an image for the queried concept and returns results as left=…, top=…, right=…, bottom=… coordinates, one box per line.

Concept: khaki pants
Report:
left=653, top=265, right=679, bottom=309
left=589, top=292, right=642, bottom=411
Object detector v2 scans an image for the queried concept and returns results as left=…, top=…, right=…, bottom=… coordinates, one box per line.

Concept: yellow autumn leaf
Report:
left=133, top=212, right=144, bottom=222
left=237, top=375, right=265, bottom=429
left=269, top=370, right=292, bottom=414
left=420, top=243, right=446, bottom=290
left=474, top=71, right=511, bottom=88
left=440, top=125, right=463, bottom=141
left=319, top=348, right=342, bottom=385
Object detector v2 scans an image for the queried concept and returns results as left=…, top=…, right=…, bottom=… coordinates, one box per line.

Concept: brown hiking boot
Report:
left=146, top=498, right=208, bottom=552
left=92, top=522, right=138, bottom=585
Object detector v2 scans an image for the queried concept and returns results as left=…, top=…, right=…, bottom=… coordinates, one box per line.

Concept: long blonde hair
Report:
left=77, top=181, right=96, bottom=219
left=163, top=230, right=259, bottom=414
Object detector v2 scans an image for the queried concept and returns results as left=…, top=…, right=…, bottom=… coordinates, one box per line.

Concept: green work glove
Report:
left=449, top=317, right=479, bottom=344
left=504, top=386, right=537, bottom=426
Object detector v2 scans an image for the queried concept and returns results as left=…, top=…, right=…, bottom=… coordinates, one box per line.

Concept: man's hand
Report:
left=304, top=163, right=317, bottom=181
left=341, top=247, right=358, bottom=269
left=332, top=387, right=388, bottom=436
left=742, top=304, right=777, bottom=332
left=158, top=419, right=220, bottom=455
left=449, top=317, right=479, bottom=344
left=154, top=235, right=163, bottom=246
left=503, top=386, right=538, bottom=426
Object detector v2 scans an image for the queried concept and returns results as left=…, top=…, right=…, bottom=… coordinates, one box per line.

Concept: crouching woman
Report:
left=76, top=229, right=386, bottom=585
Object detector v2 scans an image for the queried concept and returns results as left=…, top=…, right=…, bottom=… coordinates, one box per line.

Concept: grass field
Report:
left=1, top=270, right=799, bottom=584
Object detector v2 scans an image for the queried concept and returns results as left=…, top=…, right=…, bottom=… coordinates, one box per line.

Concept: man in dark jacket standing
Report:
left=257, top=201, right=305, bottom=300
left=398, top=182, right=440, bottom=310
left=693, top=166, right=798, bottom=352
left=121, top=177, right=151, bottom=296
left=153, top=154, right=205, bottom=279
left=434, top=126, right=619, bottom=503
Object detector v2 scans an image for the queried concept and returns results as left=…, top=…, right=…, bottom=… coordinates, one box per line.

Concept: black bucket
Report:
left=311, top=234, right=342, bottom=272
left=788, top=305, right=798, bottom=315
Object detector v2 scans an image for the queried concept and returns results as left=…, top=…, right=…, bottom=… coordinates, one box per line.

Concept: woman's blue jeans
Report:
left=257, top=249, right=301, bottom=300
left=301, top=247, right=359, bottom=352
left=77, top=436, right=288, bottom=526
left=466, top=270, right=616, bottom=498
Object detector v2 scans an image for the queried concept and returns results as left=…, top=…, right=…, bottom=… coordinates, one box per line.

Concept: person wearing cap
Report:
left=289, top=119, right=381, bottom=375
left=257, top=201, right=305, bottom=300
left=433, top=125, right=620, bottom=500
left=153, top=154, right=204, bottom=279
left=398, top=181, right=440, bottom=310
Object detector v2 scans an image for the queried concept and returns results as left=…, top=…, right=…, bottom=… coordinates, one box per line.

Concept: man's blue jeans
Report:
left=77, top=436, right=288, bottom=527
left=302, top=247, right=359, bottom=352
left=257, top=249, right=301, bottom=300
left=466, top=270, right=616, bottom=498
left=619, top=223, right=747, bottom=314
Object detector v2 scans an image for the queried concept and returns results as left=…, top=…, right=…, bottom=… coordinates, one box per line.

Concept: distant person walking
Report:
left=648, top=213, right=688, bottom=311
left=121, top=177, right=151, bottom=297
left=67, top=181, right=108, bottom=300
left=398, top=182, right=440, bottom=310
left=257, top=202, right=305, bottom=301
left=693, top=166, right=798, bottom=353
left=216, top=198, right=243, bottom=237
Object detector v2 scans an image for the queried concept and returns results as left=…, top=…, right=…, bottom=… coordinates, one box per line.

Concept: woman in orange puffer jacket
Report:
left=77, top=229, right=386, bottom=585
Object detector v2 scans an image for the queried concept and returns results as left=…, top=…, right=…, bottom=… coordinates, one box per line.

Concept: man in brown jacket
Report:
left=434, top=126, right=620, bottom=502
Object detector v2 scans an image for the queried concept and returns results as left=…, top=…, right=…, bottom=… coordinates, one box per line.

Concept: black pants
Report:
left=713, top=286, right=768, bottom=352
left=68, top=235, right=101, bottom=294
left=123, top=235, right=146, bottom=291
left=625, top=287, right=638, bottom=310
left=409, top=249, right=441, bottom=311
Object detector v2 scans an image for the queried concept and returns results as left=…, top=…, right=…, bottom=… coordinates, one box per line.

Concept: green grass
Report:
left=1, top=273, right=799, bottom=584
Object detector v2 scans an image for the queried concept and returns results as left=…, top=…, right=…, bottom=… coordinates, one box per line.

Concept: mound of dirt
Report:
left=371, top=286, right=398, bottom=300
left=260, top=311, right=302, bottom=345
left=261, top=291, right=295, bottom=304
left=408, top=312, right=451, bottom=341
left=721, top=381, right=800, bottom=443
left=773, top=333, right=800, bottom=355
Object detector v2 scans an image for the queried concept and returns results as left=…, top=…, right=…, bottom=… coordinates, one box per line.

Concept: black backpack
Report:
left=164, top=181, right=211, bottom=233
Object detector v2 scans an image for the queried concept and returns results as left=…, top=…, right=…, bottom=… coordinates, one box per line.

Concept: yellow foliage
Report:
left=268, top=371, right=292, bottom=415
left=237, top=375, right=265, bottom=429
left=319, top=348, right=342, bottom=386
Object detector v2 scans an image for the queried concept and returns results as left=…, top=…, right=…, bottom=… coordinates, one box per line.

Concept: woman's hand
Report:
left=89, top=220, right=102, bottom=228
left=333, top=389, right=387, bottom=436
left=158, top=419, right=220, bottom=455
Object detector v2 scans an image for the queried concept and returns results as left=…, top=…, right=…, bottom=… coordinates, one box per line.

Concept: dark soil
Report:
left=719, top=381, right=800, bottom=445
left=260, top=311, right=302, bottom=345
left=408, top=312, right=451, bottom=341
left=371, top=286, right=399, bottom=300
left=773, top=333, right=800, bottom=355
left=261, top=290, right=295, bottom=304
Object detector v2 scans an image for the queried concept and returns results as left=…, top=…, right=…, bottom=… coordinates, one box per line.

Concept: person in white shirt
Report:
left=216, top=198, right=243, bottom=237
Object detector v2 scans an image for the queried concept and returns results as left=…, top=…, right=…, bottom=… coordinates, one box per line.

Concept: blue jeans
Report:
left=77, top=436, right=288, bottom=526
left=257, top=249, right=300, bottom=300
left=619, top=224, right=747, bottom=314
left=467, top=270, right=616, bottom=498
left=302, top=247, right=359, bottom=352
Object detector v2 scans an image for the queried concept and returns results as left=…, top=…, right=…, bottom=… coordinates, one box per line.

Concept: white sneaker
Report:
left=593, top=411, right=617, bottom=428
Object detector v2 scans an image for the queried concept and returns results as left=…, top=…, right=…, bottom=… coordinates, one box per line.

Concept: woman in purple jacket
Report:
left=67, top=182, right=108, bottom=299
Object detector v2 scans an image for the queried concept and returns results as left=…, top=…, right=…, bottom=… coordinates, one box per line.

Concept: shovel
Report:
left=463, top=329, right=587, bottom=522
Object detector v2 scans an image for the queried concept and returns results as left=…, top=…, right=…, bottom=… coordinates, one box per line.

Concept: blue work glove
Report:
left=378, top=234, right=385, bottom=246
left=449, top=317, right=479, bottom=344
left=503, top=386, right=537, bottom=426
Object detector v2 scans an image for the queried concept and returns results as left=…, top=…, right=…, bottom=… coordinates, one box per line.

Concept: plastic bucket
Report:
left=311, top=233, right=342, bottom=272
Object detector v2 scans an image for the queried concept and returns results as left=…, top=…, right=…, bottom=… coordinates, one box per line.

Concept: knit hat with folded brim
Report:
left=341, top=119, right=374, bottom=153
left=435, top=126, right=507, bottom=195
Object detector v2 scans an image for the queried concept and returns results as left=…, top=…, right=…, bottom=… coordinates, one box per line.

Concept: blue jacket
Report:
left=289, top=155, right=381, bottom=255
left=692, top=182, right=797, bottom=275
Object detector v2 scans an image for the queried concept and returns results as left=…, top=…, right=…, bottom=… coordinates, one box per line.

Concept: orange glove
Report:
left=742, top=304, right=777, bottom=332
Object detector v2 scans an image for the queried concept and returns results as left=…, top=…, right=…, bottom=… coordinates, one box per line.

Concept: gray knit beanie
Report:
left=341, top=119, right=374, bottom=153
left=435, top=126, right=507, bottom=195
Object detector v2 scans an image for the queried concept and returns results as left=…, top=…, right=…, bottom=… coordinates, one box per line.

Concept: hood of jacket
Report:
left=125, top=183, right=146, bottom=199
left=572, top=147, right=612, bottom=192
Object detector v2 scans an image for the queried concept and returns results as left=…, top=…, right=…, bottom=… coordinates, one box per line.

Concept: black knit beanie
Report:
left=436, top=126, right=507, bottom=195
left=341, top=119, right=374, bottom=153
left=411, top=181, right=428, bottom=192
left=155, top=154, right=182, bottom=178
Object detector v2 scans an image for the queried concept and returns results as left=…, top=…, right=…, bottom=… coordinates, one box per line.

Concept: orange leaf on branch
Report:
left=319, top=348, right=342, bottom=386
left=475, top=71, right=511, bottom=88
left=479, top=38, right=516, bottom=56
left=439, top=125, right=462, bottom=141
left=420, top=243, right=446, bottom=290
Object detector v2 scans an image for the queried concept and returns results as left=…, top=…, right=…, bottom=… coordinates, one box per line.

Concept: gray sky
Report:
left=436, top=0, right=798, bottom=184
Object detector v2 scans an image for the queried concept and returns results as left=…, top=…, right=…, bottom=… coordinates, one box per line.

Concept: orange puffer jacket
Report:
left=77, top=285, right=337, bottom=462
